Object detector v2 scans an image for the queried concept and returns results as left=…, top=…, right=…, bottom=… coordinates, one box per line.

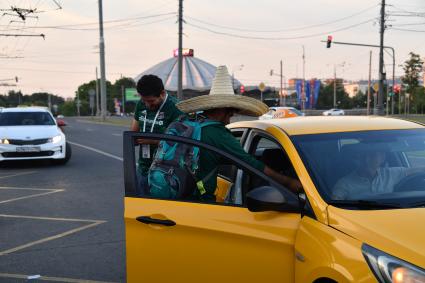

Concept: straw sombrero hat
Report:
left=177, top=65, right=268, bottom=116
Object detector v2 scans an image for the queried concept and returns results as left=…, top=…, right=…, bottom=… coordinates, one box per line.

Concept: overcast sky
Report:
left=0, top=0, right=424, bottom=98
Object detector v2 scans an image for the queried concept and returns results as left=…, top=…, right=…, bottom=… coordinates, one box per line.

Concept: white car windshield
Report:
left=292, top=129, right=425, bottom=209
left=0, top=112, right=55, bottom=126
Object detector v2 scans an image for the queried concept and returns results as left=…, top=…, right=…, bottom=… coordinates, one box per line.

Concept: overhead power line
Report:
left=186, top=18, right=376, bottom=40
left=185, top=3, right=379, bottom=33
left=390, top=27, right=425, bottom=32
left=0, top=12, right=176, bottom=30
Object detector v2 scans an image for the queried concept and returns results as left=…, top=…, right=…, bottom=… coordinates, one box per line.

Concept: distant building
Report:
left=344, top=83, right=360, bottom=98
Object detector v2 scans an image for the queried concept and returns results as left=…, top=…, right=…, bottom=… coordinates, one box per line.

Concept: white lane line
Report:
left=0, top=171, right=37, bottom=179
left=112, top=133, right=121, bottom=137
left=0, top=273, right=118, bottom=283
left=0, top=189, right=64, bottom=204
left=0, top=214, right=102, bottom=223
left=67, top=141, right=123, bottom=161
left=0, top=217, right=106, bottom=256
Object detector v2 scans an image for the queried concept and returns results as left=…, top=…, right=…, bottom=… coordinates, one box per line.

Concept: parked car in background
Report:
left=57, top=114, right=65, bottom=119
left=323, top=108, right=345, bottom=116
left=259, top=106, right=304, bottom=120
left=0, top=107, right=71, bottom=164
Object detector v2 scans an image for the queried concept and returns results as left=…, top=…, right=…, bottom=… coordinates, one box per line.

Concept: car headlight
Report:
left=0, top=139, right=10, bottom=144
left=48, top=135, right=62, bottom=143
left=362, top=244, right=425, bottom=283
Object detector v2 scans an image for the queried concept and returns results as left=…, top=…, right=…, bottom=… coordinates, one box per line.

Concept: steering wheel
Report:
left=393, top=172, right=425, bottom=192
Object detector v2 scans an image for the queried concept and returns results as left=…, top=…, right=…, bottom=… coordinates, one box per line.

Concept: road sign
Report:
left=259, top=82, right=266, bottom=92
left=373, top=83, right=379, bottom=92
left=125, top=88, right=140, bottom=102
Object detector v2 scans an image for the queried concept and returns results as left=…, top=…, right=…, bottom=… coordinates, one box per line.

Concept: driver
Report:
left=332, top=148, right=421, bottom=200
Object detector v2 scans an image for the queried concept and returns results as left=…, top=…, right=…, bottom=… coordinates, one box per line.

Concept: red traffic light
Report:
left=327, top=35, right=333, bottom=48
left=240, top=85, right=245, bottom=94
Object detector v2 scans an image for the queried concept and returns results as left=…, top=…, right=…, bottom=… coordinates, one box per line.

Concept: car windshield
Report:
left=292, top=129, right=425, bottom=209
left=0, top=112, right=55, bottom=126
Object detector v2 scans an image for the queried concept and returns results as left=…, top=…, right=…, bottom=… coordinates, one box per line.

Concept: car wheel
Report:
left=53, top=142, right=72, bottom=165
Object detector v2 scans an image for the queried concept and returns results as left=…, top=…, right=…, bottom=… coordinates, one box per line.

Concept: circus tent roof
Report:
left=134, top=53, right=241, bottom=92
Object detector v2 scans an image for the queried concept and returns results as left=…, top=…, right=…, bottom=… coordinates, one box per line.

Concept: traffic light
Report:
left=240, top=85, right=245, bottom=94
left=326, top=35, right=333, bottom=48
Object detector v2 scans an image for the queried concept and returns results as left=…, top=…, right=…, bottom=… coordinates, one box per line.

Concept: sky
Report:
left=0, top=0, right=424, bottom=99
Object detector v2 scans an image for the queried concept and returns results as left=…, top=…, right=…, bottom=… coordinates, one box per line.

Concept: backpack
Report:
left=148, top=116, right=220, bottom=199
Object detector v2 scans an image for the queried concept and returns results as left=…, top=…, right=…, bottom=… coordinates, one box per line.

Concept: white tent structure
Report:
left=134, top=50, right=241, bottom=93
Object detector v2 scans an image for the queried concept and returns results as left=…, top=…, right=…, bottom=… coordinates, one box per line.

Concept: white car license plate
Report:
left=16, top=146, right=41, bottom=152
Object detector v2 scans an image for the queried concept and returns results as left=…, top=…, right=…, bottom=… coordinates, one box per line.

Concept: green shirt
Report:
left=196, top=123, right=265, bottom=201
left=134, top=94, right=183, bottom=175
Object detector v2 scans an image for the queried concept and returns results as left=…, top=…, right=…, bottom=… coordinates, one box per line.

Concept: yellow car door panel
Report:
left=126, top=197, right=300, bottom=283
left=123, top=131, right=302, bottom=283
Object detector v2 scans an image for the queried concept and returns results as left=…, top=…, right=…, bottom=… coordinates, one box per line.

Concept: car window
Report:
left=292, top=129, right=425, bottom=208
left=0, top=112, right=55, bottom=126
left=123, top=132, right=287, bottom=207
left=217, top=129, right=245, bottom=182
left=239, top=133, right=299, bottom=200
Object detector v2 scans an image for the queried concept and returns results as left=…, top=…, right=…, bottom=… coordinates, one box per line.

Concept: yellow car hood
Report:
left=328, top=205, right=425, bottom=268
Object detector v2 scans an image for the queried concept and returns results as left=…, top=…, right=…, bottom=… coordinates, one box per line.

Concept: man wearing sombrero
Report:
left=177, top=65, right=302, bottom=201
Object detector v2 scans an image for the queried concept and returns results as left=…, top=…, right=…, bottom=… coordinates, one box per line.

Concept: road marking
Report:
left=112, top=133, right=121, bottom=137
left=0, top=171, right=37, bottom=179
left=0, top=214, right=106, bottom=256
left=0, top=273, right=118, bottom=283
left=67, top=141, right=123, bottom=161
left=0, top=187, right=63, bottom=204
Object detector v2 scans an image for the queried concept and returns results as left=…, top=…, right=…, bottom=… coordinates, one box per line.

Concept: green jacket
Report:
left=196, top=122, right=265, bottom=201
left=134, top=94, right=183, bottom=175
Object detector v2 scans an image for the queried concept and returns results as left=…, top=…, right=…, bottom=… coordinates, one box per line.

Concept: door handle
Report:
left=136, top=216, right=176, bottom=226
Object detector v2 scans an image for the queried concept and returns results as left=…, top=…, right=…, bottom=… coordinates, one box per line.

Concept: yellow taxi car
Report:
left=123, top=116, right=425, bottom=283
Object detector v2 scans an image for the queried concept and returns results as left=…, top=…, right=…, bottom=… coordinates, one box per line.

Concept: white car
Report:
left=322, top=108, right=345, bottom=116
left=0, top=107, right=71, bottom=164
left=259, top=107, right=305, bottom=120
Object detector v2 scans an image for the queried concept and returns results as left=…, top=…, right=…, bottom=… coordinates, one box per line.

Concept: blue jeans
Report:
left=136, top=170, right=149, bottom=197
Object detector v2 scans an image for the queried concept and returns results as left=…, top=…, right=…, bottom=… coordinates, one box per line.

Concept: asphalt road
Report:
left=0, top=118, right=129, bottom=283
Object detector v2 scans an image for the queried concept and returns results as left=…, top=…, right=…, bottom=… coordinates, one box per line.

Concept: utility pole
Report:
left=280, top=60, right=284, bottom=106
left=391, top=50, right=395, bottom=115
left=95, top=67, right=100, bottom=116
left=177, top=0, right=183, bottom=100
left=98, top=0, right=107, bottom=121
left=376, top=0, right=386, bottom=115
left=121, top=85, right=125, bottom=115
left=302, top=46, right=306, bottom=111
left=333, top=65, right=337, bottom=108
left=367, top=51, right=372, bottom=115
left=48, top=93, right=51, bottom=111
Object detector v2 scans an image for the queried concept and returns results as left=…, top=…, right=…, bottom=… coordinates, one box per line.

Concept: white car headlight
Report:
left=0, top=139, right=10, bottom=144
left=48, top=135, right=62, bottom=144
left=362, top=244, right=425, bottom=283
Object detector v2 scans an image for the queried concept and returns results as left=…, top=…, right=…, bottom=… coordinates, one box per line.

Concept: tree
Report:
left=316, top=81, right=352, bottom=109
left=74, top=77, right=136, bottom=115
left=352, top=90, right=367, bottom=108
left=402, top=52, right=423, bottom=94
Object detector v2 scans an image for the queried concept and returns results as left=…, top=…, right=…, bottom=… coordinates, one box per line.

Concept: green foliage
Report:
left=75, top=77, right=136, bottom=115
left=60, top=101, right=77, bottom=116
left=402, top=52, right=424, bottom=94
left=316, top=82, right=352, bottom=109
left=0, top=90, right=64, bottom=108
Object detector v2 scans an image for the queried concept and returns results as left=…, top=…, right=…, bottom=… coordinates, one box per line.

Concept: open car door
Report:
left=123, top=131, right=301, bottom=283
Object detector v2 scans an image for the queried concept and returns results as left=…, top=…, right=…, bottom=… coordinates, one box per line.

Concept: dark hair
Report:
left=136, top=75, right=164, bottom=97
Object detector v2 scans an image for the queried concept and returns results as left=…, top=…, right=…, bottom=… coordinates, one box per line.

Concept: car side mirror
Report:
left=57, top=119, right=66, bottom=127
left=246, top=186, right=288, bottom=212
